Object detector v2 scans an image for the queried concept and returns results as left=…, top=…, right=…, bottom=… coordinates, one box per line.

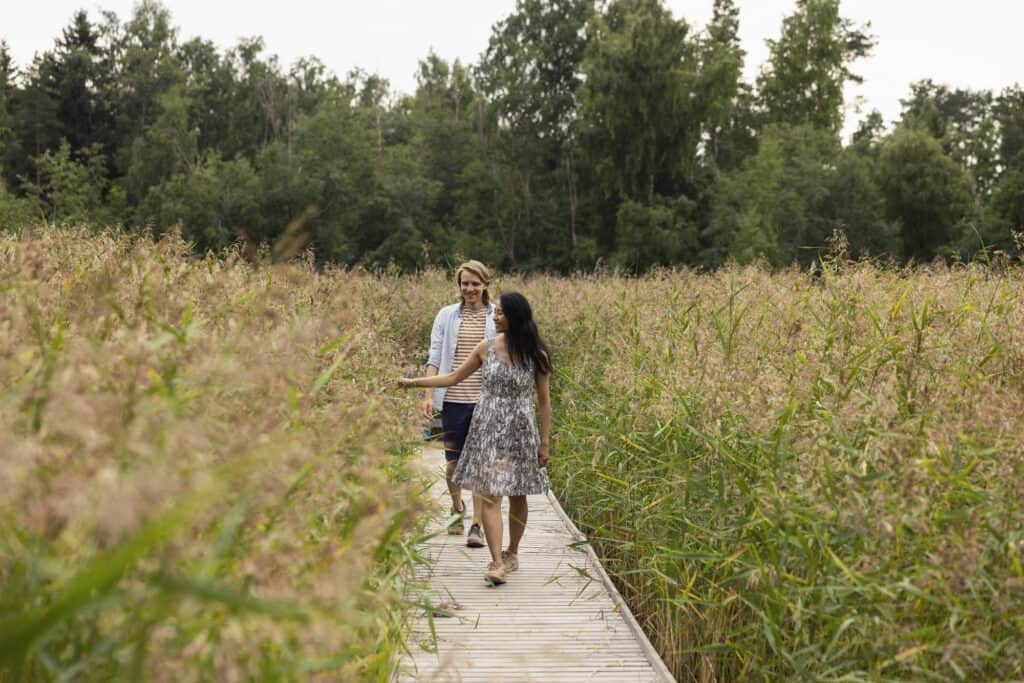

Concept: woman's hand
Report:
left=420, top=397, right=434, bottom=419
left=392, top=377, right=416, bottom=390
left=538, top=443, right=549, bottom=469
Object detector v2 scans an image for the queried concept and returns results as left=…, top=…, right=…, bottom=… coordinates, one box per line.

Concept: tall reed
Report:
left=526, top=261, right=1024, bottom=681
left=0, top=227, right=427, bottom=681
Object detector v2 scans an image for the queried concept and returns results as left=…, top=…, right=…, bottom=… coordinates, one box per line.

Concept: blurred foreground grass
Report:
left=0, top=227, right=428, bottom=681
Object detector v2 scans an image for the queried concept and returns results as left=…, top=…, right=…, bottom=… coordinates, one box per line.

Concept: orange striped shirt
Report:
left=445, top=306, right=487, bottom=403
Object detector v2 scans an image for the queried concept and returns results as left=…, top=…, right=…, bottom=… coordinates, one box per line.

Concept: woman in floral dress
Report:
left=399, top=292, right=552, bottom=586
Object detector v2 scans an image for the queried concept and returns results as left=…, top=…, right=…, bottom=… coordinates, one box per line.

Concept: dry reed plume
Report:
left=0, top=226, right=426, bottom=681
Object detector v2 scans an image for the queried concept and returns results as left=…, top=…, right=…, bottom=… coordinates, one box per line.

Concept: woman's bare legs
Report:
left=479, top=493, right=504, bottom=566
left=507, top=495, right=528, bottom=555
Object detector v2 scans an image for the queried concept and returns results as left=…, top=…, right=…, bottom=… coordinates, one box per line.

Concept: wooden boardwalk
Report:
left=396, top=446, right=675, bottom=683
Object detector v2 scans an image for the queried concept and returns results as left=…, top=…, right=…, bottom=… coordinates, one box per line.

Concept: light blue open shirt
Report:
left=427, top=302, right=497, bottom=412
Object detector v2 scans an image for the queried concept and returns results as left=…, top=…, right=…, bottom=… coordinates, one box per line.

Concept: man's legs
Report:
left=440, top=403, right=469, bottom=534
left=443, top=459, right=465, bottom=534
left=440, top=402, right=487, bottom=545
left=444, top=459, right=463, bottom=511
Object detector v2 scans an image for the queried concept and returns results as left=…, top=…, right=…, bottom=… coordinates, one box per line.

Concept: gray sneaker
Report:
left=448, top=500, right=465, bottom=535
left=466, top=523, right=485, bottom=548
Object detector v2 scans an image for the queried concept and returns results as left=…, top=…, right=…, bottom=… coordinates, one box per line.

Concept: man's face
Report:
left=460, top=272, right=484, bottom=305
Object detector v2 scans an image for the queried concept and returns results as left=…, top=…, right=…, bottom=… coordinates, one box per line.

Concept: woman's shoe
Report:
left=501, top=550, right=519, bottom=572
left=485, top=561, right=507, bottom=586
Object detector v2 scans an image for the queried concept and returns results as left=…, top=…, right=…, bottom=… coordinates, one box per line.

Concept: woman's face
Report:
left=493, top=300, right=508, bottom=332
left=459, top=272, right=485, bottom=307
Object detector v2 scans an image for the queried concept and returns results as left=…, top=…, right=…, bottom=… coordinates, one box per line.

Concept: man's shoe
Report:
left=501, top=549, right=519, bottom=572
left=466, top=523, right=485, bottom=548
left=447, top=500, right=465, bottom=535
left=485, top=561, right=507, bottom=586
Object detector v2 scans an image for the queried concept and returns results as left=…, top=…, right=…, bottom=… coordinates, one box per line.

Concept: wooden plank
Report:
left=396, top=446, right=675, bottom=682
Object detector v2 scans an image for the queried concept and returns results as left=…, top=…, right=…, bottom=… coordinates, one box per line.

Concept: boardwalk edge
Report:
left=544, top=489, right=678, bottom=683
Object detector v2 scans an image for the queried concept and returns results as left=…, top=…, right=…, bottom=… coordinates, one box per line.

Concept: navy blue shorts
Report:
left=441, top=402, right=475, bottom=463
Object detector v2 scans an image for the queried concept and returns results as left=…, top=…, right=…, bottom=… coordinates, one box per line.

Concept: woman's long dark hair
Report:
left=499, top=292, right=552, bottom=375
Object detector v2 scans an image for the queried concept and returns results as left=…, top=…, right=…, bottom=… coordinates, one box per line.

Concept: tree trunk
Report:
left=563, top=149, right=578, bottom=255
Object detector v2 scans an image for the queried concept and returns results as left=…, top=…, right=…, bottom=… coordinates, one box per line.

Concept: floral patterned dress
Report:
left=452, top=339, right=551, bottom=496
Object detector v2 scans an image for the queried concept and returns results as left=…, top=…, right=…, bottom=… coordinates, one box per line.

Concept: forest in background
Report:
left=1, top=0, right=1023, bottom=272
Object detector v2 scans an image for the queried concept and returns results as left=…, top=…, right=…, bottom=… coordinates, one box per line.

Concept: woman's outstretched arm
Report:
left=399, top=340, right=486, bottom=389
left=535, top=368, right=551, bottom=469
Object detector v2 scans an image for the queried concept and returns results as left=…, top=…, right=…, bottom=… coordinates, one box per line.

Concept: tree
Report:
left=578, top=0, right=701, bottom=252
left=230, top=39, right=312, bottom=156
left=994, top=85, right=1024, bottom=173
left=900, top=80, right=999, bottom=198
left=878, top=126, right=973, bottom=261
left=477, top=0, right=594, bottom=267
left=821, top=141, right=899, bottom=258
left=990, top=167, right=1024, bottom=232
left=580, top=0, right=700, bottom=201
left=614, top=196, right=697, bottom=271
left=50, top=11, right=114, bottom=155
left=0, top=179, right=35, bottom=231
left=21, top=139, right=110, bottom=224
left=124, top=86, right=197, bottom=206
left=757, top=0, right=874, bottom=135
left=410, top=52, right=477, bottom=230
left=851, top=108, right=885, bottom=146
left=0, top=48, right=36, bottom=233
left=176, top=37, right=237, bottom=155
left=698, top=0, right=746, bottom=170
left=8, top=56, right=62, bottom=192
left=705, top=124, right=837, bottom=266
left=990, top=86, right=1024, bottom=244
left=0, top=42, right=15, bottom=159
left=139, top=152, right=260, bottom=249
left=100, top=0, right=184, bottom=167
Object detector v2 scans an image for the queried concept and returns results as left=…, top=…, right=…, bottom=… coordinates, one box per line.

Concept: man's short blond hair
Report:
left=456, top=260, right=492, bottom=305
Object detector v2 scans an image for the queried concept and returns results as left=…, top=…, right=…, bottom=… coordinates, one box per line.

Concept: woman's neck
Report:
left=463, top=301, right=486, bottom=312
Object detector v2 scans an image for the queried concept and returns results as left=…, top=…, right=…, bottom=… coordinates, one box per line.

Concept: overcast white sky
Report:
left=4, top=1, right=1022, bottom=141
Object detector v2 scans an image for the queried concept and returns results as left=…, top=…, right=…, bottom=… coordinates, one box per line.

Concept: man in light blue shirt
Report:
left=422, top=261, right=496, bottom=547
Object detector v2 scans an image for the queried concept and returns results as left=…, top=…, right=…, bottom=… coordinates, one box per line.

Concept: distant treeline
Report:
left=1, top=0, right=1022, bottom=271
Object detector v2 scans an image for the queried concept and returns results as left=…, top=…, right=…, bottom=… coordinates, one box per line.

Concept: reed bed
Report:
left=371, top=259, right=1024, bottom=680
left=523, top=261, right=1024, bottom=682
left=0, top=227, right=427, bottom=681
left=5, top=229, right=1022, bottom=682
